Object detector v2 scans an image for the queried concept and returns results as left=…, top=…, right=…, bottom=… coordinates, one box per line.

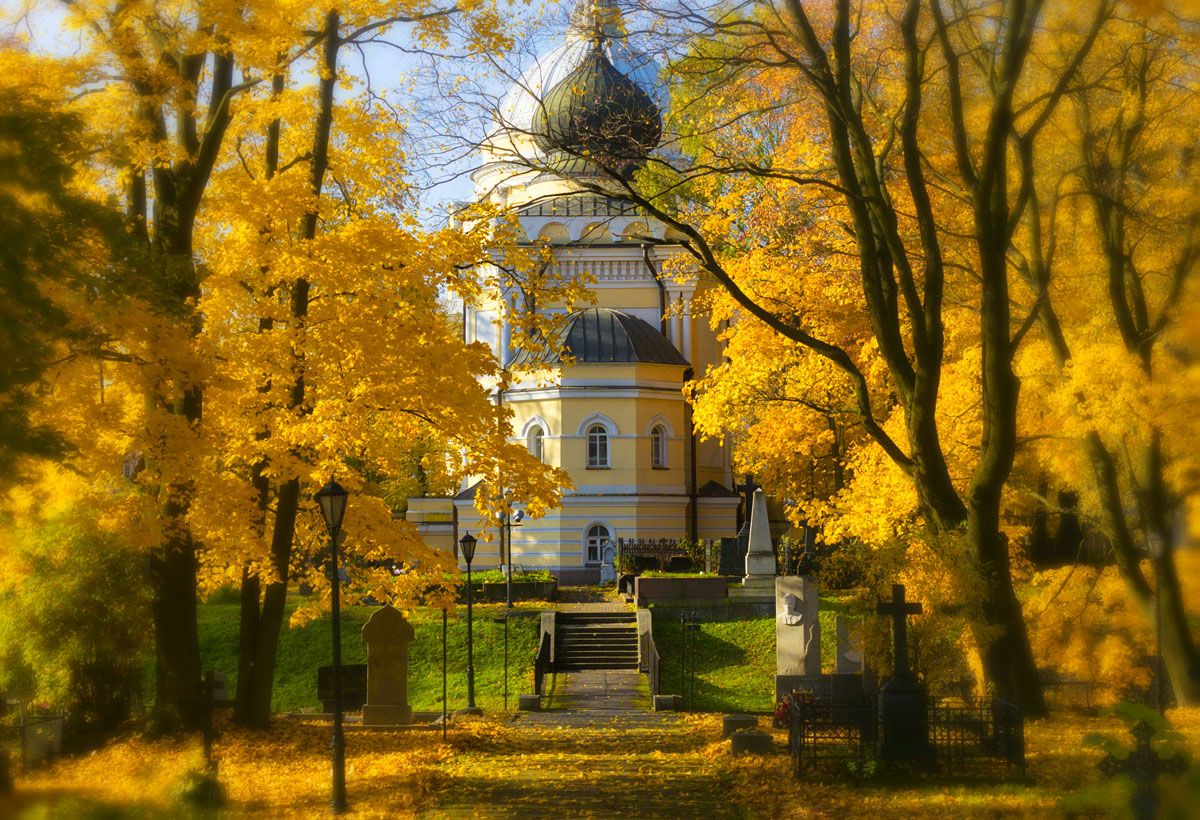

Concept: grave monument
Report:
left=775, top=575, right=821, bottom=701
left=360, top=604, right=415, bottom=725
left=728, top=487, right=775, bottom=603
left=835, top=615, right=863, bottom=674
left=600, top=543, right=617, bottom=584
left=877, top=583, right=933, bottom=764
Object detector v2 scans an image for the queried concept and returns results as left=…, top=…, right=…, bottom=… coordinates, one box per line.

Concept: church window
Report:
left=528, top=427, right=545, bottom=462
left=651, top=425, right=666, bottom=468
left=587, top=424, right=609, bottom=467
left=586, top=524, right=611, bottom=564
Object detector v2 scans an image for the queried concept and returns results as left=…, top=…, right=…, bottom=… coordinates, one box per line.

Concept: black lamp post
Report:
left=315, top=479, right=350, bottom=815
left=460, top=531, right=478, bottom=709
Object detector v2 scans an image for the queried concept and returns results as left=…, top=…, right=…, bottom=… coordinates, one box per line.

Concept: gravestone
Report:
left=835, top=616, right=863, bottom=674
left=718, top=536, right=742, bottom=577
left=730, top=730, right=771, bottom=756
left=729, top=488, right=776, bottom=602
left=317, top=664, right=367, bottom=712
left=1098, top=720, right=1188, bottom=820
left=744, top=489, right=775, bottom=578
left=775, top=575, right=820, bottom=699
left=877, top=584, right=932, bottom=764
left=599, top=544, right=617, bottom=584
left=722, top=714, right=758, bottom=737
left=360, top=604, right=415, bottom=725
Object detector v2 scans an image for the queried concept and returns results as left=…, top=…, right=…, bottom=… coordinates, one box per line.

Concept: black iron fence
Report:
left=616, top=538, right=712, bottom=573
left=0, top=714, right=64, bottom=769
left=789, top=694, right=1025, bottom=776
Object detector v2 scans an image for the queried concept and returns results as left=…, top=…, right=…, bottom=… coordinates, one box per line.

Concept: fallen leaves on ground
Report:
left=4, top=707, right=1198, bottom=818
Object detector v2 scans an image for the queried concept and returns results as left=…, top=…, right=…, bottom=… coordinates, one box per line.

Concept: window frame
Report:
left=585, top=523, right=611, bottom=565
left=528, top=426, right=545, bottom=462
left=586, top=423, right=609, bottom=468
left=650, top=424, right=667, bottom=468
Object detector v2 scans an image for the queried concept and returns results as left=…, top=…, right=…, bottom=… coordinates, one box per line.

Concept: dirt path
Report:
left=422, top=670, right=736, bottom=820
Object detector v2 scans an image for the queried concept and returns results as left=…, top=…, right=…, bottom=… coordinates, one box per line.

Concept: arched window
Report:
left=651, top=425, right=667, bottom=468
left=587, top=423, right=609, bottom=468
left=528, top=427, right=545, bottom=462
left=586, top=524, right=611, bottom=564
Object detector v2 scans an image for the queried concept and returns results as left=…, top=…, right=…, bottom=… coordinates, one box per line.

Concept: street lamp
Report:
left=506, top=509, right=524, bottom=609
left=315, top=478, right=350, bottom=815
left=459, top=531, right=478, bottom=709
left=498, top=507, right=525, bottom=610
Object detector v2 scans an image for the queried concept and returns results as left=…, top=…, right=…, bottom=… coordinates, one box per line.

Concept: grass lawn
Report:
left=651, top=596, right=853, bottom=712
left=196, top=599, right=544, bottom=714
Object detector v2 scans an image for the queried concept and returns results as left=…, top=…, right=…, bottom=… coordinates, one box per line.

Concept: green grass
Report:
left=466, top=569, right=555, bottom=583
left=652, top=596, right=854, bottom=713
left=196, top=600, right=543, bottom=714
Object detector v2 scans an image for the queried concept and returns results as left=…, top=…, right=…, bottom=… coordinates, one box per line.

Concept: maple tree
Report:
left=2, top=0, right=576, bottom=731
left=1010, top=8, right=1200, bottom=704
left=502, top=0, right=1192, bottom=711
left=551, top=0, right=1111, bottom=713
left=652, top=0, right=1200, bottom=708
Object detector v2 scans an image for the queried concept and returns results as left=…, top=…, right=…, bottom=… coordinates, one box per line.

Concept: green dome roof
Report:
left=510, top=309, right=688, bottom=367
left=532, top=40, right=662, bottom=178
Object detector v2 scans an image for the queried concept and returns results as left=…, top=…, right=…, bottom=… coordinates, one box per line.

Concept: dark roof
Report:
left=532, top=39, right=662, bottom=178
left=454, top=481, right=482, bottom=501
left=510, top=308, right=688, bottom=368
left=698, top=480, right=740, bottom=498
left=517, top=194, right=641, bottom=218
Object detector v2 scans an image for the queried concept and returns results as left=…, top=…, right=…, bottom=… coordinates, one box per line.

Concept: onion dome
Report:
left=510, top=308, right=688, bottom=367
left=531, top=40, right=662, bottom=177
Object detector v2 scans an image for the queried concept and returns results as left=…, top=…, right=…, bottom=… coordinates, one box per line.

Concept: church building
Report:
left=407, top=0, right=740, bottom=583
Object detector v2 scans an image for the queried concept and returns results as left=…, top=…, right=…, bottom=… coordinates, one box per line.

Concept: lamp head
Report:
left=314, top=479, right=350, bottom=533
left=459, top=531, right=478, bottom=564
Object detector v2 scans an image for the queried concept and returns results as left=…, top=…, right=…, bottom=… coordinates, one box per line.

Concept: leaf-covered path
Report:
left=423, top=671, right=738, bottom=819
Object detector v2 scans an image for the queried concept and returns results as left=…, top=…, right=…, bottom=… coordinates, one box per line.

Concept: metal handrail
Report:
left=534, top=610, right=555, bottom=696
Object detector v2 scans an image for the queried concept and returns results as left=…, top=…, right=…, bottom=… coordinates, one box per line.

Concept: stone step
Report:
left=559, top=629, right=643, bottom=643
left=556, top=612, right=636, bottom=623
left=556, top=652, right=639, bottom=663
left=559, top=649, right=638, bottom=658
left=557, top=633, right=638, bottom=643
left=555, top=660, right=640, bottom=671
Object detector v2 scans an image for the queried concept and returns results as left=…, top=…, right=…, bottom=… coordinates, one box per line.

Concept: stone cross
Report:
left=1099, top=720, right=1188, bottom=820
left=361, top=604, right=415, bottom=725
left=735, top=474, right=759, bottom=529
left=877, top=584, right=922, bottom=677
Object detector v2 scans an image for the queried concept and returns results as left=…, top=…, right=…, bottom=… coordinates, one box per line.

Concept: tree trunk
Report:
left=234, top=567, right=260, bottom=725
left=248, top=478, right=302, bottom=725
left=149, top=509, right=202, bottom=730
left=232, top=16, right=340, bottom=728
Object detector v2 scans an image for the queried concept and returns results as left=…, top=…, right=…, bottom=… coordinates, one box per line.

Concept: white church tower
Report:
left=410, top=0, right=740, bottom=582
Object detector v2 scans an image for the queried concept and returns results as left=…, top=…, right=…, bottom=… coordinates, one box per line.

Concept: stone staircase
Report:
left=554, top=611, right=638, bottom=671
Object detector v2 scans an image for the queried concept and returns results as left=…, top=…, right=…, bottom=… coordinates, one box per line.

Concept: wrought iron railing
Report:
left=534, top=625, right=554, bottom=696
left=789, top=694, right=1025, bottom=776
left=0, top=714, right=64, bottom=769
left=616, top=538, right=713, bottom=572
left=640, top=628, right=661, bottom=697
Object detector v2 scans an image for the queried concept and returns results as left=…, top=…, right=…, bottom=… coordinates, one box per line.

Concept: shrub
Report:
left=0, top=503, right=151, bottom=735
